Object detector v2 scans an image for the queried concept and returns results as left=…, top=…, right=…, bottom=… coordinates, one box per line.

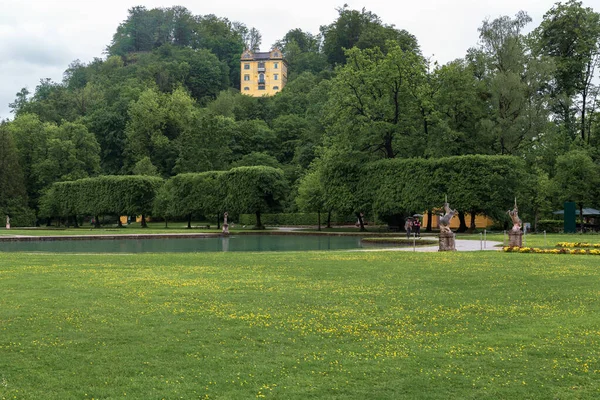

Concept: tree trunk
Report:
left=141, top=214, right=147, bottom=228
left=164, top=218, right=168, bottom=228
left=317, top=211, right=321, bottom=231
left=216, top=214, right=220, bottom=230
left=356, top=212, right=366, bottom=232
left=580, top=204, right=584, bottom=232
left=117, top=216, right=123, bottom=228
left=469, top=210, right=476, bottom=232
left=94, top=215, right=101, bottom=229
left=581, top=61, right=591, bottom=142
left=581, top=94, right=586, bottom=142
left=187, top=213, right=192, bottom=229
left=255, top=211, right=263, bottom=229
left=426, top=210, right=432, bottom=232
left=457, top=211, right=467, bottom=233
left=326, top=210, right=332, bottom=229
left=73, top=216, right=79, bottom=228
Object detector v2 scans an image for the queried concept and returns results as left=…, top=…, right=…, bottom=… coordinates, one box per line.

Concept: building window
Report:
left=258, top=73, right=265, bottom=84
left=258, top=85, right=266, bottom=90
left=274, top=74, right=278, bottom=80
left=244, top=87, right=250, bottom=91
left=244, top=74, right=250, bottom=81
left=273, top=86, right=279, bottom=90
left=274, top=52, right=280, bottom=57
left=244, top=64, right=250, bottom=70
left=274, top=62, right=279, bottom=69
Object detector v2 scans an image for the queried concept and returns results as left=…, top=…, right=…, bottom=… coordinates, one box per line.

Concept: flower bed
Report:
left=504, top=246, right=600, bottom=255
left=556, top=242, right=600, bottom=248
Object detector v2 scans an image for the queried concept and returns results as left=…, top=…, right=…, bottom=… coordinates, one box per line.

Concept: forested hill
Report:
left=1, top=2, right=599, bottom=227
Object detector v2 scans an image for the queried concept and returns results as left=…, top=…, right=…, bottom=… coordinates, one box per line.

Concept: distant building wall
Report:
left=423, top=213, right=494, bottom=229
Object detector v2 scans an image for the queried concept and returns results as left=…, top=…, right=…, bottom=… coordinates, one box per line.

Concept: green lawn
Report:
left=1, top=250, right=599, bottom=399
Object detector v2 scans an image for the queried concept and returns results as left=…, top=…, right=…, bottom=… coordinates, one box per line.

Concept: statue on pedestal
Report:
left=222, top=212, right=229, bottom=234
left=508, top=198, right=522, bottom=232
left=5, top=215, right=10, bottom=230
left=439, top=201, right=457, bottom=234
left=507, top=198, right=523, bottom=247
left=438, top=197, right=457, bottom=252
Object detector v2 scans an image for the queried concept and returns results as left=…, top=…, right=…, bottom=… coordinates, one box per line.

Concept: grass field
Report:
left=1, top=250, right=600, bottom=399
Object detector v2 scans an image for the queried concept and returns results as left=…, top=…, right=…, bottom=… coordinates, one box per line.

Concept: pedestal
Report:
left=222, top=223, right=229, bottom=234
left=508, top=230, right=523, bottom=247
left=438, top=232, right=456, bottom=252
left=5, top=224, right=9, bottom=230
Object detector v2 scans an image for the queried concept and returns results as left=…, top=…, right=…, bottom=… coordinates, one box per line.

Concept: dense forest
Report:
left=1, top=1, right=599, bottom=230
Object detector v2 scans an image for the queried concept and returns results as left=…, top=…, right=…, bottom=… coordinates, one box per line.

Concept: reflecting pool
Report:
left=0, top=235, right=366, bottom=253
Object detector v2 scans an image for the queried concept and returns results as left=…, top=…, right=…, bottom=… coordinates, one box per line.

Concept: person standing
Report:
left=404, top=218, right=412, bottom=239
left=413, top=217, right=421, bottom=238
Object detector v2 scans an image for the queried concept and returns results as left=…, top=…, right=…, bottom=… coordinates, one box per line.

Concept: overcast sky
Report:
left=0, top=0, right=583, bottom=120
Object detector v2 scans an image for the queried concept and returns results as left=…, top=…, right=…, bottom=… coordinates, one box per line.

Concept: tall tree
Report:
left=430, top=59, right=491, bottom=156
left=222, top=166, right=288, bottom=229
left=273, top=29, right=328, bottom=78
left=534, top=0, right=600, bottom=143
left=7, top=114, right=49, bottom=209
left=552, top=149, right=600, bottom=230
left=0, top=124, right=28, bottom=219
left=108, top=6, right=156, bottom=55
left=296, top=170, right=326, bottom=230
left=324, top=43, right=426, bottom=159
left=476, top=11, right=550, bottom=155
left=320, top=5, right=419, bottom=66
left=243, top=27, right=262, bottom=51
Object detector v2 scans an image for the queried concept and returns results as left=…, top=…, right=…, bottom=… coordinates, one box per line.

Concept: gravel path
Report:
left=358, top=239, right=503, bottom=252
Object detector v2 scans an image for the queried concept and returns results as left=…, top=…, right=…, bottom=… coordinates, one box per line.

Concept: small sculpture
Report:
left=508, top=198, right=522, bottom=232
left=5, top=215, right=10, bottom=230
left=222, top=212, right=229, bottom=234
left=439, top=201, right=457, bottom=233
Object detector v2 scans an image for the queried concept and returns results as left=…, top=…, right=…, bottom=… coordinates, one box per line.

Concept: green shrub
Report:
left=537, top=220, right=563, bottom=233
left=5, top=207, right=36, bottom=227
left=238, top=213, right=356, bottom=226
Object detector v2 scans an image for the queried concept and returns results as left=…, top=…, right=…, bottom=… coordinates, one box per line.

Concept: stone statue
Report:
left=508, top=198, right=522, bottom=232
left=222, top=212, right=229, bottom=234
left=439, top=202, right=457, bottom=233
left=5, top=215, right=10, bottom=230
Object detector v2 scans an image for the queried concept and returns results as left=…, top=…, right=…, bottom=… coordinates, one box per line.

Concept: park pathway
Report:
left=358, top=239, right=503, bottom=252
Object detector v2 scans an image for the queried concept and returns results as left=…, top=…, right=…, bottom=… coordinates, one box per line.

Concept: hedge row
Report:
left=4, top=207, right=36, bottom=227
left=238, top=213, right=355, bottom=226
left=361, top=155, right=526, bottom=222
left=40, top=175, right=164, bottom=220
left=536, top=220, right=564, bottom=233
left=42, top=167, right=288, bottom=229
left=154, top=166, right=287, bottom=228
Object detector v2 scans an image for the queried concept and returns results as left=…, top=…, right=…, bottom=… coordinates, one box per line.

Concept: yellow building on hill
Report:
left=240, top=48, right=287, bottom=96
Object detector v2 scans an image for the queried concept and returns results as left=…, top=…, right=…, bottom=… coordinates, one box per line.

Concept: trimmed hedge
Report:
left=536, top=220, right=563, bottom=233
left=362, top=155, right=527, bottom=223
left=222, top=166, right=288, bottom=228
left=238, top=213, right=354, bottom=226
left=154, top=171, right=225, bottom=218
left=4, top=207, right=36, bottom=227
left=40, top=175, right=164, bottom=220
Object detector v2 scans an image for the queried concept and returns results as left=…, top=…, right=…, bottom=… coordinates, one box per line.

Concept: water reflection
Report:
left=0, top=235, right=365, bottom=253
